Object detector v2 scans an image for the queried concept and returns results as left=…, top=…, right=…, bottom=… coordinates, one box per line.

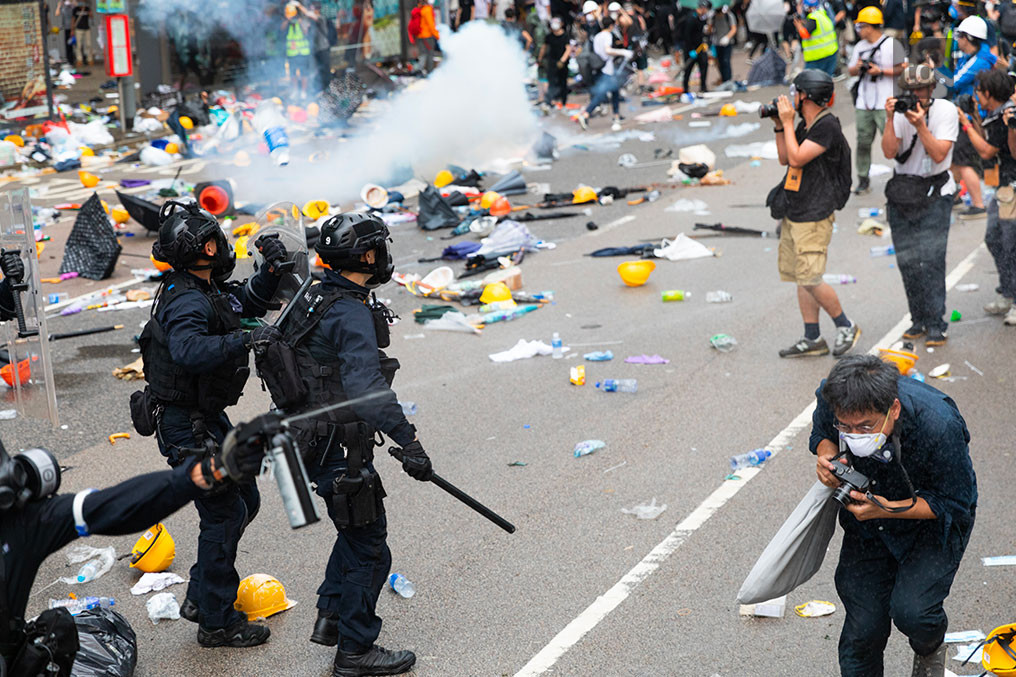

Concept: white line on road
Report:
left=514, top=243, right=985, bottom=677
left=588, top=215, right=636, bottom=238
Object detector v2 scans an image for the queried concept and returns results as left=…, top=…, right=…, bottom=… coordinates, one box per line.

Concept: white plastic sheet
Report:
left=653, top=233, right=713, bottom=261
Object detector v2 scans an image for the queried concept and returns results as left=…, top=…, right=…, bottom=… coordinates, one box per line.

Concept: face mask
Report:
left=839, top=410, right=891, bottom=458
left=610, top=11, right=618, bottom=18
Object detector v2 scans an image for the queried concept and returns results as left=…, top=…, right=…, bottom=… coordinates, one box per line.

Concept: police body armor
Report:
left=138, top=273, right=251, bottom=414
left=258, top=285, right=399, bottom=529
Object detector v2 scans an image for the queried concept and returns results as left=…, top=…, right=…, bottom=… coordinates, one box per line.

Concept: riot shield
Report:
left=0, top=187, right=59, bottom=427
left=233, top=202, right=311, bottom=326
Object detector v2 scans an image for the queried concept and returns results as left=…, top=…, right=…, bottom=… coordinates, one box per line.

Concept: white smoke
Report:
left=233, top=22, right=540, bottom=204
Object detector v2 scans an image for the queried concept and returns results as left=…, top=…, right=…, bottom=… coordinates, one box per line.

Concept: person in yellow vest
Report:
left=794, top=0, right=839, bottom=76
left=283, top=2, right=316, bottom=99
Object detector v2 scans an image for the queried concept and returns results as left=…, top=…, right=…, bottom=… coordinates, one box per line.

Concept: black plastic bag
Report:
left=417, top=186, right=461, bottom=231
left=70, top=608, right=137, bottom=677
left=59, top=193, right=122, bottom=280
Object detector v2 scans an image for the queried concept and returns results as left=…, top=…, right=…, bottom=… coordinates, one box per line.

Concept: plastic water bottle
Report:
left=870, top=245, right=895, bottom=257
left=49, top=596, right=115, bottom=615
left=388, top=573, right=416, bottom=598
left=551, top=332, right=563, bottom=359
left=76, top=559, right=102, bottom=583
left=730, top=449, right=771, bottom=471
left=254, top=101, right=290, bottom=166
left=399, top=401, right=417, bottom=416
left=661, top=290, right=689, bottom=302
left=858, top=207, right=884, bottom=218
left=573, top=439, right=606, bottom=457
left=823, top=274, right=857, bottom=285
left=595, top=379, right=638, bottom=393
left=710, top=334, right=737, bottom=352
left=705, top=290, right=733, bottom=303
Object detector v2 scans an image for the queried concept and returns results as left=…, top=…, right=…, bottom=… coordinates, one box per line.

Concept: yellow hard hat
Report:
left=4, top=134, right=25, bottom=148
left=480, top=282, right=512, bottom=304
left=107, top=105, right=118, bottom=114
left=857, top=6, right=883, bottom=24
left=111, top=207, right=130, bottom=224
left=235, top=235, right=251, bottom=259
left=179, top=115, right=194, bottom=130
left=151, top=253, right=173, bottom=273
left=79, top=146, right=94, bottom=156
left=79, top=171, right=99, bottom=188
left=303, top=200, right=330, bottom=220
left=235, top=574, right=297, bottom=621
left=129, top=523, right=175, bottom=573
left=983, top=624, right=1016, bottom=676
left=719, top=103, right=737, bottom=117
left=479, top=191, right=501, bottom=210
left=572, top=186, right=598, bottom=204
left=165, top=142, right=180, bottom=155
left=434, top=169, right=454, bottom=188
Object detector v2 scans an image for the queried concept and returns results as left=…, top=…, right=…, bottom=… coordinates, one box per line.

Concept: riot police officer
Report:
left=137, top=201, right=288, bottom=648
left=0, top=428, right=269, bottom=675
left=262, top=212, right=430, bottom=676
left=0, top=251, right=23, bottom=320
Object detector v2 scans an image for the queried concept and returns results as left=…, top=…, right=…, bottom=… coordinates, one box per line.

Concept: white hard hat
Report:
left=608, top=1, right=622, bottom=11
left=582, top=0, right=599, bottom=13
left=957, top=15, right=988, bottom=40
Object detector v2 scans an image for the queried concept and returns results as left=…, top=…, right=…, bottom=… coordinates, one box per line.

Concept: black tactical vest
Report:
left=139, top=273, right=250, bottom=414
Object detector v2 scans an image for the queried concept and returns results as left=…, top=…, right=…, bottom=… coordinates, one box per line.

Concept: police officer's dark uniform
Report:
left=260, top=213, right=430, bottom=677
left=0, top=429, right=269, bottom=675
left=138, top=201, right=286, bottom=648
left=0, top=251, right=24, bottom=323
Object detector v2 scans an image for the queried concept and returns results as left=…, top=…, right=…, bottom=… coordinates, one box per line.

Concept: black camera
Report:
left=895, top=94, right=920, bottom=114
left=759, top=98, right=780, bottom=119
left=955, top=93, right=977, bottom=116
left=830, top=461, right=871, bottom=506
left=858, top=58, right=874, bottom=75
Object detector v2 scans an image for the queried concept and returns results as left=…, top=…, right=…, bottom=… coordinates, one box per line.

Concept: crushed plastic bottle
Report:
left=955, top=283, right=979, bottom=292
left=551, top=332, right=564, bottom=359
left=574, top=439, right=606, bottom=457
left=49, top=596, right=115, bottom=616
left=595, top=379, right=637, bottom=393
left=705, top=290, right=733, bottom=303
left=399, top=401, right=417, bottom=416
left=583, top=350, right=614, bottom=361
left=730, top=448, right=771, bottom=471
left=858, top=207, right=884, bottom=218
left=710, top=334, right=737, bottom=352
left=253, top=101, right=291, bottom=166
left=870, top=245, right=895, bottom=257
left=823, top=274, right=857, bottom=285
left=388, top=573, right=416, bottom=598
left=77, top=559, right=103, bottom=583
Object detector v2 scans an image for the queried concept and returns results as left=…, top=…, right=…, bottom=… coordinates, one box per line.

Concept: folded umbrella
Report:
left=588, top=244, right=656, bottom=257
left=115, top=191, right=161, bottom=233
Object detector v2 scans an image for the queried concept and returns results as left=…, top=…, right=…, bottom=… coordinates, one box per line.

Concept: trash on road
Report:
left=617, top=260, right=656, bottom=287
left=661, top=289, right=689, bottom=301
left=982, top=555, right=1016, bottom=566
left=929, top=363, right=951, bottom=379
left=955, top=283, right=980, bottom=292
left=570, top=365, right=586, bottom=385
left=574, top=440, right=606, bottom=457
left=794, top=600, right=836, bottom=617
left=654, top=235, right=714, bottom=261
left=739, top=595, right=788, bottom=618
left=60, top=544, right=116, bottom=585
left=389, top=573, right=416, bottom=598
left=488, top=339, right=562, bottom=362
left=625, top=354, right=669, bottom=365
left=49, top=596, right=115, bottom=616
left=112, top=358, right=144, bottom=381
left=706, top=291, right=733, bottom=303
left=965, top=360, right=984, bottom=376
left=399, top=401, right=418, bottom=416
left=945, top=630, right=986, bottom=643
left=108, top=433, right=130, bottom=445
left=950, top=310, right=962, bottom=322
left=710, top=334, right=737, bottom=352
left=823, top=274, right=857, bottom=285
left=621, top=498, right=667, bottom=520
left=870, top=245, right=895, bottom=257
left=951, top=644, right=984, bottom=663
left=857, top=218, right=884, bottom=236
left=130, top=573, right=186, bottom=596
left=235, top=574, right=297, bottom=620
left=146, top=593, right=180, bottom=624
left=584, top=351, right=614, bottom=361
left=730, top=449, right=771, bottom=471
left=595, top=379, right=638, bottom=393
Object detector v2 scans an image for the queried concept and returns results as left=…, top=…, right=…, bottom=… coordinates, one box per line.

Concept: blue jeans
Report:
left=887, top=195, right=951, bottom=332
left=715, top=43, right=733, bottom=83
left=805, top=52, right=838, bottom=76
left=986, top=197, right=1016, bottom=298
left=585, top=70, right=624, bottom=116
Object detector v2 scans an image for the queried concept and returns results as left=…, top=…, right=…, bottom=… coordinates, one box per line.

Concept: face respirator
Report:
left=0, top=440, right=60, bottom=511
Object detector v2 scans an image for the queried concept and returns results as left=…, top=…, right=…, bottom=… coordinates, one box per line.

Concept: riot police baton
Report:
left=388, top=446, right=516, bottom=534
left=0, top=248, right=37, bottom=338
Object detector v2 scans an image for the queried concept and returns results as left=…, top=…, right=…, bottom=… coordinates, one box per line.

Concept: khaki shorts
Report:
left=778, top=215, right=834, bottom=286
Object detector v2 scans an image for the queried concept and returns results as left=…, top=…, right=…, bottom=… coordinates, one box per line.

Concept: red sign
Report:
left=104, top=14, right=133, bottom=77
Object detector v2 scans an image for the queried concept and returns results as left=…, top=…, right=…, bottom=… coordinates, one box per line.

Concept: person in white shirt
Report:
left=576, top=16, right=632, bottom=131
left=848, top=5, right=904, bottom=194
left=881, top=64, right=958, bottom=346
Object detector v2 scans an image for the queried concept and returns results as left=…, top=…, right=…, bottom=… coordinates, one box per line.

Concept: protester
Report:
left=576, top=0, right=604, bottom=90
left=769, top=70, right=860, bottom=358
left=710, top=3, right=738, bottom=85
left=418, top=0, right=441, bottom=73
left=623, top=2, right=650, bottom=91
left=959, top=68, right=1016, bottom=323
left=679, top=0, right=712, bottom=94
left=795, top=0, right=838, bottom=75
left=810, top=355, right=976, bottom=677
left=72, top=0, right=93, bottom=67
left=881, top=0, right=906, bottom=39
left=576, top=15, right=632, bottom=130
left=848, top=7, right=904, bottom=194
left=283, top=2, right=316, bottom=100
left=882, top=64, right=958, bottom=346
left=502, top=8, right=534, bottom=51
left=540, top=17, right=574, bottom=108
left=55, top=0, right=75, bottom=66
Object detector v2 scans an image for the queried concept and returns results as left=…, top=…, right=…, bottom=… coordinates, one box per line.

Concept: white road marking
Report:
left=588, top=215, right=636, bottom=238
left=514, top=243, right=985, bottom=677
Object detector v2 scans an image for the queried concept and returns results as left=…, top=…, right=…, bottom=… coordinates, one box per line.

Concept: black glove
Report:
left=400, top=440, right=433, bottom=481
left=0, top=252, right=24, bottom=282
left=254, top=234, right=288, bottom=276
left=243, top=324, right=282, bottom=351
left=216, top=413, right=282, bottom=483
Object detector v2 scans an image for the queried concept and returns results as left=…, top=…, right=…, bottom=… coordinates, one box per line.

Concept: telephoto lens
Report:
left=759, top=98, right=780, bottom=119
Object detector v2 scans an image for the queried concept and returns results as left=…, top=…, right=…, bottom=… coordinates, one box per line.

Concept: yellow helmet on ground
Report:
left=856, top=6, right=883, bottom=24
left=983, top=624, right=1016, bottom=676
left=572, top=186, right=598, bottom=204
left=179, top=115, right=194, bottom=130
left=479, top=191, right=501, bottom=210
left=129, top=523, right=175, bottom=573
left=480, top=282, right=512, bottom=304
left=235, top=574, right=297, bottom=621
left=434, top=169, right=454, bottom=188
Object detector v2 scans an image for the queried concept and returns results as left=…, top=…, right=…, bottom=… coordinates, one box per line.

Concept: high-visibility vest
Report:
left=286, top=22, right=311, bottom=57
left=802, top=8, right=838, bottom=62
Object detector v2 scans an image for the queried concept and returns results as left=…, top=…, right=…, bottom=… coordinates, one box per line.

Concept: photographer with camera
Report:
left=881, top=64, right=958, bottom=346
left=848, top=6, right=904, bottom=194
left=810, top=355, right=976, bottom=677
left=957, top=68, right=1016, bottom=323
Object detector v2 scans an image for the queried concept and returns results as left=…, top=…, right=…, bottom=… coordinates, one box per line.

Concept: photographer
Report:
left=881, top=64, right=957, bottom=346
left=848, top=6, right=904, bottom=194
left=958, top=68, right=1016, bottom=323
left=810, top=355, right=976, bottom=677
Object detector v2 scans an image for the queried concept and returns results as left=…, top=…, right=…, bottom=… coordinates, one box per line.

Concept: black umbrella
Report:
left=693, top=222, right=772, bottom=237
left=587, top=244, right=655, bottom=257
left=115, top=191, right=161, bottom=233
left=59, top=193, right=122, bottom=280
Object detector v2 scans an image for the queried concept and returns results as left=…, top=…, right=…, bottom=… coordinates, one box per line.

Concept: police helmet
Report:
left=315, top=212, right=393, bottom=288
left=152, top=201, right=235, bottom=277
left=791, top=69, right=835, bottom=107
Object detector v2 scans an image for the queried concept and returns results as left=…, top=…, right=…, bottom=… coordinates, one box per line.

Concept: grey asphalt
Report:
left=8, top=76, right=1014, bottom=677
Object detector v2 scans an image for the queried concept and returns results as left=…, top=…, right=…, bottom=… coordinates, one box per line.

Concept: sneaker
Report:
left=611, top=120, right=622, bottom=131
left=985, top=294, right=1013, bottom=315
left=311, top=610, right=340, bottom=646
left=911, top=642, right=946, bottom=677
left=959, top=206, right=987, bottom=220
left=332, top=645, right=417, bottom=677
left=197, top=619, right=270, bottom=648
left=576, top=114, right=588, bottom=130
left=1005, top=306, right=1016, bottom=326
left=779, top=336, right=830, bottom=358
left=180, top=598, right=199, bottom=624
left=926, top=328, right=948, bottom=346
left=833, top=323, right=861, bottom=356
left=902, top=323, right=925, bottom=340
left=853, top=176, right=870, bottom=194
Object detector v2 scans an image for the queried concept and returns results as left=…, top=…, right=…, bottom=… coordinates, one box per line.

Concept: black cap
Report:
left=792, top=69, right=835, bottom=106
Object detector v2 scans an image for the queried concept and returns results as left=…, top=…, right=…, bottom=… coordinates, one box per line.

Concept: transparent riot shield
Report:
left=233, top=202, right=311, bottom=326
left=0, top=188, right=59, bottom=427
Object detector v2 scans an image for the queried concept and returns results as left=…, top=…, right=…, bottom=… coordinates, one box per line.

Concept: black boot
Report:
left=180, top=598, right=199, bottom=623
left=311, top=610, right=340, bottom=646
left=197, top=618, right=270, bottom=648
left=332, top=645, right=416, bottom=676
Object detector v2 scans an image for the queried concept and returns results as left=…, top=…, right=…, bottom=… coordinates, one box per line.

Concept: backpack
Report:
left=409, top=6, right=422, bottom=38
left=1001, top=1, right=1016, bottom=39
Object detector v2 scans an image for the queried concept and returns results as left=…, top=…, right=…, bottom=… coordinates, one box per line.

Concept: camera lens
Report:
left=831, top=485, right=852, bottom=506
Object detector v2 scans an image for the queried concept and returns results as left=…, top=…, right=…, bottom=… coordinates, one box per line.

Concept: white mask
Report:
left=840, top=431, right=887, bottom=458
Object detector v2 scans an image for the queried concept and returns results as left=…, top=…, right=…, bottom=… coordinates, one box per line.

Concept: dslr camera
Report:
left=830, top=460, right=871, bottom=506
left=955, top=93, right=977, bottom=116
left=894, top=94, right=920, bottom=114
left=858, top=57, right=875, bottom=75
left=759, top=98, right=780, bottom=119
